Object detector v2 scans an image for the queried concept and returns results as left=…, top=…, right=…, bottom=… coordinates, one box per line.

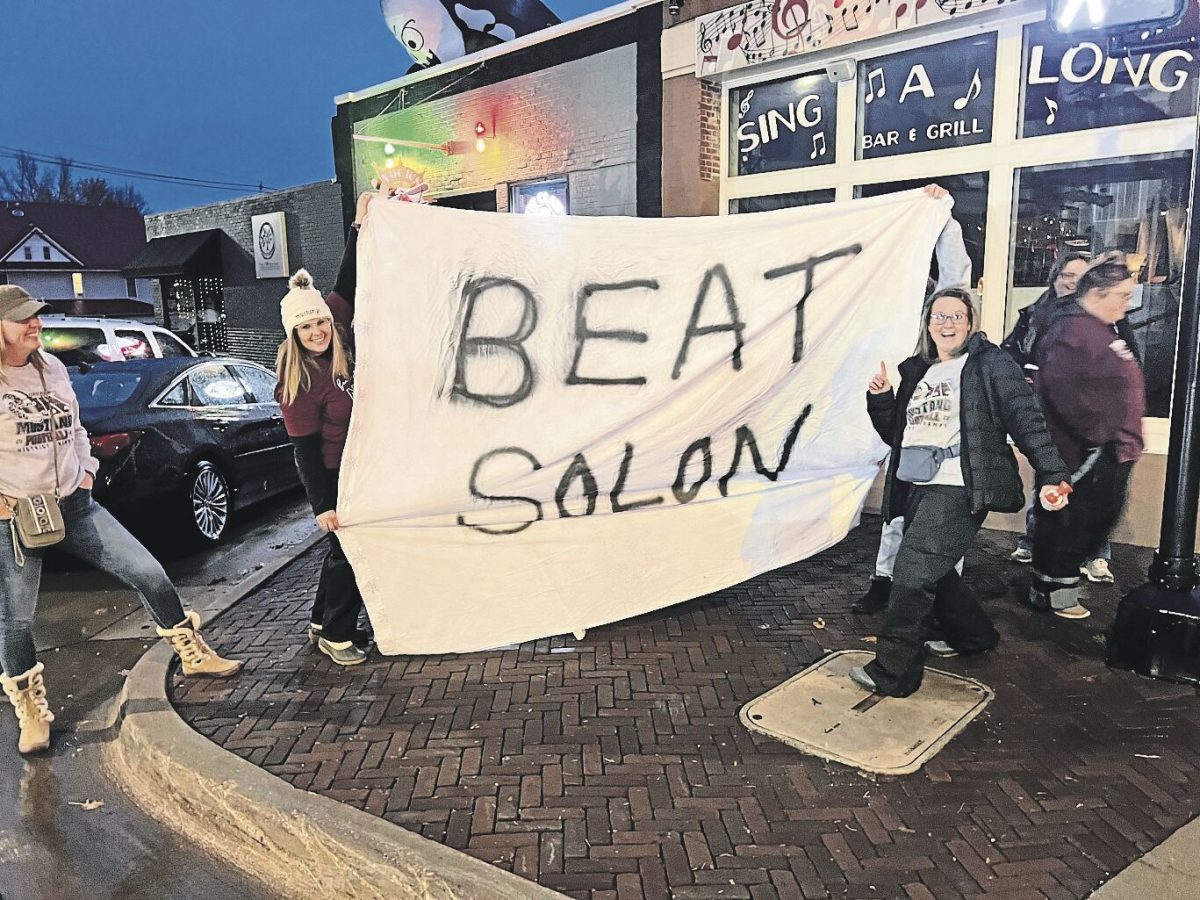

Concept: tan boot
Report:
left=2, top=663, right=54, bottom=755
left=157, top=611, right=243, bottom=678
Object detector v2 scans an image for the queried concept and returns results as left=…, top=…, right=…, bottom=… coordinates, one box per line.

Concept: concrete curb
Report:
left=104, top=545, right=564, bottom=900
left=1091, top=817, right=1200, bottom=900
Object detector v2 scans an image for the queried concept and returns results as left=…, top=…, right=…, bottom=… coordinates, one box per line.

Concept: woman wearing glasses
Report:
left=852, top=287, right=1071, bottom=697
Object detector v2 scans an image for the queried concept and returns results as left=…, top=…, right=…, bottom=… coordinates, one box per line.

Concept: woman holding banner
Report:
left=275, top=191, right=374, bottom=667
left=851, top=287, right=1071, bottom=697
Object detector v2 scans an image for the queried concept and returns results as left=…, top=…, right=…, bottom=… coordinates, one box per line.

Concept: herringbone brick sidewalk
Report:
left=172, top=519, right=1199, bottom=899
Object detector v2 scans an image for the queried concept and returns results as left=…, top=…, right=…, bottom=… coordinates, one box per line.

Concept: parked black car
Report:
left=70, top=357, right=299, bottom=543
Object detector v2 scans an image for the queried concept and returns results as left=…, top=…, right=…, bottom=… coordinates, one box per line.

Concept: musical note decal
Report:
left=1045, top=97, right=1059, bottom=126
left=864, top=67, right=887, bottom=104
left=739, top=89, right=755, bottom=118
left=953, top=68, right=982, bottom=111
left=696, top=0, right=1006, bottom=78
left=810, top=131, right=828, bottom=159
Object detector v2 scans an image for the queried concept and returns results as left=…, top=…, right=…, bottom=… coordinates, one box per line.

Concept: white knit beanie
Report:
left=280, top=269, right=332, bottom=336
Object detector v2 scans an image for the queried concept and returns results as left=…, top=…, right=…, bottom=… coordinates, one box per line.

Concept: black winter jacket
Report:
left=867, top=332, right=1069, bottom=520
left=1000, top=288, right=1053, bottom=373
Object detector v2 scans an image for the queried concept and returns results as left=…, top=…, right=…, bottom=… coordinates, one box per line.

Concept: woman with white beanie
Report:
left=275, top=191, right=374, bottom=666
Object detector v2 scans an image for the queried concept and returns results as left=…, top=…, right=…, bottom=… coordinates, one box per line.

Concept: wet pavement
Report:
left=0, top=491, right=313, bottom=900
left=173, top=516, right=1200, bottom=900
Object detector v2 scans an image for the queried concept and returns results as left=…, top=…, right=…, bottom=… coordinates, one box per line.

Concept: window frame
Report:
left=509, top=176, right=570, bottom=216
left=150, top=363, right=251, bottom=410
left=229, top=363, right=280, bottom=405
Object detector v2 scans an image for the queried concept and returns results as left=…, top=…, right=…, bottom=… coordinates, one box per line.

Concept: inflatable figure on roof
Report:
left=381, top=0, right=561, bottom=70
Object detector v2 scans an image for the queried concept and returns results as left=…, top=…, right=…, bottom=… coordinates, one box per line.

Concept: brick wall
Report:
left=353, top=45, right=640, bottom=217
left=699, top=80, right=721, bottom=183
left=145, top=182, right=346, bottom=363
left=660, top=76, right=720, bottom=217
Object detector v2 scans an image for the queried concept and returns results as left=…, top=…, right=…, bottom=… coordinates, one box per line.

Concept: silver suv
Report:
left=38, top=316, right=196, bottom=366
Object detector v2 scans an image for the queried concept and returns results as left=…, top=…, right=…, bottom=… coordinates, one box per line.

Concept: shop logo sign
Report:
left=735, top=71, right=837, bottom=174
left=257, top=221, right=277, bottom=260
left=1021, top=13, right=1200, bottom=138
left=858, top=34, right=997, bottom=159
left=251, top=211, right=289, bottom=280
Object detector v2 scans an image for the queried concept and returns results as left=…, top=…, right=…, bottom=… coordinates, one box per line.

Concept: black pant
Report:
left=1031, top=449, right=1132, bottom=610
left=865, top=485, right=997, bottom=697
left=309, top=469, right=364, bottom=643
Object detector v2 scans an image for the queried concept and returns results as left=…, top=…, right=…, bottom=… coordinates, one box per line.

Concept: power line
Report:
left=0, top=146, right=279, bottom=194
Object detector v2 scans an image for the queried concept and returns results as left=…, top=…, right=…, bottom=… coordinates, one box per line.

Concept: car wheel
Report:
left=187, top=460, right=231, bottom=543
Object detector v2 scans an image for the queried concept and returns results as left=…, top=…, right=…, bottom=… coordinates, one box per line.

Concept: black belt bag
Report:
left=897, top=443, right=961, bottom=484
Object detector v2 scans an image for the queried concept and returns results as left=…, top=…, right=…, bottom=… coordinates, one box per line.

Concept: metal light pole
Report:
left=1106, top=100, right=1200, bottom=686
left=1102, top=3, right=1200, bottom=686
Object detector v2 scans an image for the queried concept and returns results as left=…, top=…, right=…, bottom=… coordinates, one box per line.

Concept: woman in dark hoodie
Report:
left=1029, top=262, right=1144, bottom=620
left=852, top=288, right=1071, bottom=697
left=1002, top=251, right=1131, bottom=580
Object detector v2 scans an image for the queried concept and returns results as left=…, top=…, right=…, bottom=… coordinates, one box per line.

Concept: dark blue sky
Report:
left=4, top=0, right=608, bottom=212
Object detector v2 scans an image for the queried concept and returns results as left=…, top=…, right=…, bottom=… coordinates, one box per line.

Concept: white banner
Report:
left=339, top=191, right=951, bottom=655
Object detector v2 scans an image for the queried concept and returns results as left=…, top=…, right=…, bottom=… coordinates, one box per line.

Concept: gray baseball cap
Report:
left=0, top=284, right=50, bottom=322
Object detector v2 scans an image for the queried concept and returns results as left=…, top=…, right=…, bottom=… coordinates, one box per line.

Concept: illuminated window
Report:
left=72, top=272, right=84, bottom=297
left=510, top=178, right=569, bottom=216
left=1007, top=152, right=1192, bottom=418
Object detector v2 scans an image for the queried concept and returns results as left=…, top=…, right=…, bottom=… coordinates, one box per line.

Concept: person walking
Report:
left=1028, top=261, right=1144, bottom=619
left=0, top=285, right=241, bottom=756
left=1001, top=253, right=1091, bottom=383
left=850, top=287, right=1070, bottom=697
left=1003, top=252, right=1129, bottom=582
left=276, top=191, right=374, bottom=666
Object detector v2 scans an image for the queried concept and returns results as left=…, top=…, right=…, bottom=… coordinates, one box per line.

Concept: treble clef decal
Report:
left=739, top=88, right=754, bottom=118
left=772, top=0, right=810, bottom=40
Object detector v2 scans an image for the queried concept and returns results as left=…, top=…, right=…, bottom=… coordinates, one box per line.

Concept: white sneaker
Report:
left=924, top=640, right=960, bottom=658
left=1010, top=547, right=1033, bottom=564
left=1081, top=558, right=1115, bottom=584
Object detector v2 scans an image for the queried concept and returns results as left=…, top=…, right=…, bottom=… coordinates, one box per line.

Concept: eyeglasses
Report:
left=929, top=312, right=967, bottom=324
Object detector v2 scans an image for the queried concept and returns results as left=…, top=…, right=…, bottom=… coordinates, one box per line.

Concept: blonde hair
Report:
left=275, top=321, right=352, bottom=407
left=0, top=325, right=47, bottom=378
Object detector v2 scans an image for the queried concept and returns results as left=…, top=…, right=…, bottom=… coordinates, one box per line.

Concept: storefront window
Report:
left=730, top=71, right=837, bottom=176
left=1020, top=12, right=1200, bottom=139
left=857, top=34, right=997, bottom=160
left=510, top=178, right=568, bottom=216
left=729, top=189, right=836, bottom=214
left=1008, top=153, right=1191, bottom=418
left=856, top=173, right=989, bottom=293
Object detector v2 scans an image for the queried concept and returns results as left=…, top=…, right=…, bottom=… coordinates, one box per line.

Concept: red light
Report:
left=90, top=431, right=141, bottom=459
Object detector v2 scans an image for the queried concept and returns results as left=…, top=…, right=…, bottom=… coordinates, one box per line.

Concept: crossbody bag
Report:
left=6, top=368, right=66, bottom=565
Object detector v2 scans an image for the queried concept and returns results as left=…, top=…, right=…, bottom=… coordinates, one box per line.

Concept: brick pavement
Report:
left=172, top=519, right=1200, bottom=900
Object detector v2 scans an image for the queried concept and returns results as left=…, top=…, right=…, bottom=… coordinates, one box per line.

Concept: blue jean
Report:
left=0, top=487, right=186, bottom=676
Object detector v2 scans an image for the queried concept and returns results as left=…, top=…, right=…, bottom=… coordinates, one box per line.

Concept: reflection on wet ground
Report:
left=0, top=642, right=268, bottom=900
left=0, top=494, right=308, bottom=900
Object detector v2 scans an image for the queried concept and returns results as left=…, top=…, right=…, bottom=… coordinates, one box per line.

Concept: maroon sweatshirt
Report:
left=1036, top=304, right=1145, bottom=472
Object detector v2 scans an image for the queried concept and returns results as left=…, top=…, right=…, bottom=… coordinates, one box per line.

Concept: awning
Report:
left=45, top=298, right=157, bottom=319
left=123, top=229, right=222, bottom=278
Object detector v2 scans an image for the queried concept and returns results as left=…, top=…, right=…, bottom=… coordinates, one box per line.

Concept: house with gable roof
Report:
left=0, top=201, right=154, bottom=317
